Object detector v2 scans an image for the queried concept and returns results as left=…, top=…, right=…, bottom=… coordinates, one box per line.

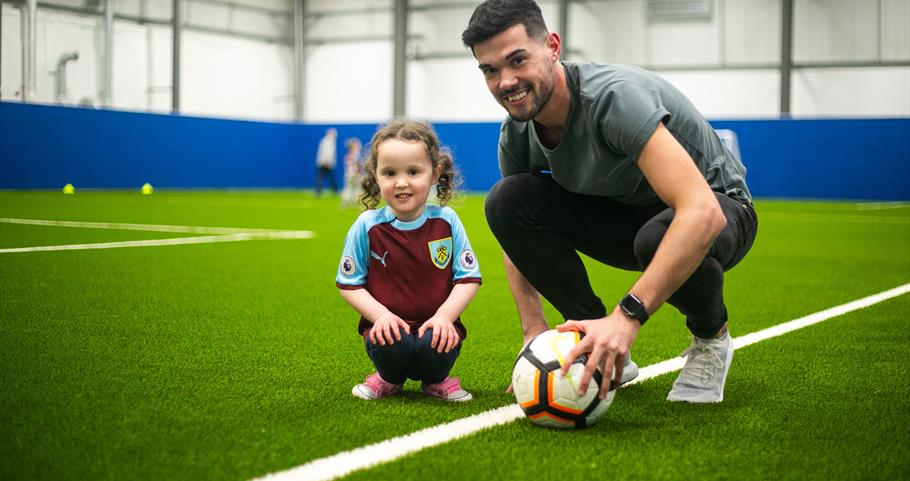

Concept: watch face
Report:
left=620, top=294, right=646, bottom=322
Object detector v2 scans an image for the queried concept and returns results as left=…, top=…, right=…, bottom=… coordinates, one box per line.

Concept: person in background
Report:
left=336, top=121, right=481, bottom=402
left=340, top=137, right=363, bottom=208
left=315, top=128, right=338, bottom=196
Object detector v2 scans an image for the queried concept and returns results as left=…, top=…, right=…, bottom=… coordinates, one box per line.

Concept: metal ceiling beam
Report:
left=172, top=0, right=181, bottom=113
left=293, top=0, right=305, bottom=120
left=780, top=0, right=793, bottom=117
left=393, top=0, right=407, bottom=118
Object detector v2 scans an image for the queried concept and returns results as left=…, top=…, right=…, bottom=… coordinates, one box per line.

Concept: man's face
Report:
left=473, top=24, right=557, bottom=122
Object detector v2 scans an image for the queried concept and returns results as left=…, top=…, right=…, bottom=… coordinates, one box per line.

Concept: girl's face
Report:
left=375, top=138, right=441, bottom=221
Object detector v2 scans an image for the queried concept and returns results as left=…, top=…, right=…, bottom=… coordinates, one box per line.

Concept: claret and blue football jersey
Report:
left=336, top=205, right=482, bottom=339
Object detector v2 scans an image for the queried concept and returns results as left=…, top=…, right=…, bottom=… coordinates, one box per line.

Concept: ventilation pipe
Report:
left=55, top=51, right=80, bottom=103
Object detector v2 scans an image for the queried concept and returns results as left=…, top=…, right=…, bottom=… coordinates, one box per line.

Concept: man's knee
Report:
left=484, top=174, right=542, bottom=230
left=633, top=220, right=668, bottom=269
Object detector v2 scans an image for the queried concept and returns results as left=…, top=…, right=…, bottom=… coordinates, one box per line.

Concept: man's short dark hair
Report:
left=461, top=0, right=549, bottom=49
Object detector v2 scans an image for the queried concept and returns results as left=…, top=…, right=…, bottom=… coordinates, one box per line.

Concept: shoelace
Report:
left=679, top=343, right=724, bottom=382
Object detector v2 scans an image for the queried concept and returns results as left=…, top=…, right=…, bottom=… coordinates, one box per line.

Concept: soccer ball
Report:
left=511, top=329, right=615, bottom=429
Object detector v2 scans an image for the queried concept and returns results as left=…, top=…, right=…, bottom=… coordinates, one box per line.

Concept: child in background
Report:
left=336, top=121, right=481, bottom=401
left=340, top=137, right=363, bottom=208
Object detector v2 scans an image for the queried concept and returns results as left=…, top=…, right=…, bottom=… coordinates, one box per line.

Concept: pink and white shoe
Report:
left=421, top=376, right=472, bottom=402
left=352, top=373, right=403, bottom=400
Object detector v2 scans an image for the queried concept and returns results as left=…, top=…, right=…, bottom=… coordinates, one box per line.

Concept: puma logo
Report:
left=370, top=250, right=389, bottom=267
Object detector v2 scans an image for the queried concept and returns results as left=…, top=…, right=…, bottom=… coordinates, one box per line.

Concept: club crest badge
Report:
left=340, top=256, right=357, bottom=276
left=427, top=237, right=453, bottom=269
left=460, top=249, right=477, bottom=270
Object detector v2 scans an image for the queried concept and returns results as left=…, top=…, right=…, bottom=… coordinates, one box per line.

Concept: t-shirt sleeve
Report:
left=446, top=209, right=482, bottom=284
left=598, top=81, right=670, bottom=163
left=335, top=216, right=370, bottom=289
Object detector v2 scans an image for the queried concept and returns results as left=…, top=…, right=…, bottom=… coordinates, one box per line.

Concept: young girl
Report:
left=336, top=121, right=481, bottom=402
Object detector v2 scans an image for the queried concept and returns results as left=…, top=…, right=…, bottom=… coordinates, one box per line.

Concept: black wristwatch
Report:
left=619, top=293, right=649, bottom=324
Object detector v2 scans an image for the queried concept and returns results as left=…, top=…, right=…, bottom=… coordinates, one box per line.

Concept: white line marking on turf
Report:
left=0, top=218, right=314, bottom=253
left=855, top=202, right=909, bottom=211
left=251, top=283, right=910, bottom=481
left=0, top=217, right=309, bottom=235
left=0, top=232, right=315, bottom=253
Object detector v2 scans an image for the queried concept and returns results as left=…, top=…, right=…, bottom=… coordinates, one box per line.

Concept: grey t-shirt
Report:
left=498, top=62, right=751, bottom=205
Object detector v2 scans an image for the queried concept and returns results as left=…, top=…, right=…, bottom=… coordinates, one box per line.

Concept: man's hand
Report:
left=369, top=312, right=410, bottom=346
left=556, top=308, right=640, bottom=399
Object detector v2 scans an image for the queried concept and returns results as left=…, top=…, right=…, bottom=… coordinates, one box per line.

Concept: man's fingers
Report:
left=577, top=345, right=605, bottom=396
left=598, top=352, right=616, bottom=399
left=400, top=320, right=411, bottom=335
left=393, top=323, right=402, bottom=341
left=612, top=356, right=625, bottom=392
left=556, top=320, right=585, bottom=333
left=559, top=341, right=586, bottom=376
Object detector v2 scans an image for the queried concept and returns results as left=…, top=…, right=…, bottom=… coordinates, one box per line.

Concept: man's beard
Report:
left=500, top=80, right=553, bottom=122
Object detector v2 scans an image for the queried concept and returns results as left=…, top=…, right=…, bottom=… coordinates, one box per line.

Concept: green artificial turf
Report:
left=0, top=191, right=907, bottom=481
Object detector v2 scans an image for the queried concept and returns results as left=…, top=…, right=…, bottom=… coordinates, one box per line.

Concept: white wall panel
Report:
left=407, top=58, right=508, bottom=122
left=724, top=0, right=780, bottom=64
left=881, top=0, right=910, bottom=60
left=657, top=69, right=781, bottom=118
left=570, top=0, right=646, bottom=64
left=147, top=26, right=173, bottom=112
left=2, top=0, right=909, bottom=120
left=304, top=41, right=391, bottom=122
left=1, top=6, right=23, bottom=100
left=181, top=31, right=294, bottom=120
left=794, top=0, right=878, bottom=63
left=411, top=7, right=473, bottom=55
left=792, top=67, right=910, bottom=116
left=647, top=8, right=722, bottom=66
left=111, top=20, right=149, bottom=110
left=39, top=11, right=102, bottom=105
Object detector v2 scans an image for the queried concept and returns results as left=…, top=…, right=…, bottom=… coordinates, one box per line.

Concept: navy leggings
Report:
left=484, top=173, right=758, bottom=338
left=365, top=328, right=461, bottom=385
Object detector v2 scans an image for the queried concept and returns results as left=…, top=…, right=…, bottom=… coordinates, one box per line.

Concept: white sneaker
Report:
left=667, top=331, right=733, bottom=403
left=620, top=353, right=639, bottom=386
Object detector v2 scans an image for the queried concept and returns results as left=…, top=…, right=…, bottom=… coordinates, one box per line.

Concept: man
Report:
left=315, top=128, right=338, bottom=195
left=462, top=0, right=757, bottom=403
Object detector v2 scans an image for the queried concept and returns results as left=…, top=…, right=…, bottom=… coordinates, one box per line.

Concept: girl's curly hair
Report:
left=360, top=121, right=461, bottom=210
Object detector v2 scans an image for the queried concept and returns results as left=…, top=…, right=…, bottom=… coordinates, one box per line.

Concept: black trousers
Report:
left=484, top=173, right=757, bottom=338
left=316, top=166, right=337, bottom=194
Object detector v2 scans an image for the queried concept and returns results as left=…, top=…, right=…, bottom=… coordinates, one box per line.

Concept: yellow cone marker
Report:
left=141, top=183, right=154, bottom=195
left=63, top=183, right=75, bottom=194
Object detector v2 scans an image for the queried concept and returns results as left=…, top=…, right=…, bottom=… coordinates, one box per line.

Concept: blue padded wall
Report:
left=711, top=118, right=910, bottom=201
left=1, top=101, right=908, bottom=200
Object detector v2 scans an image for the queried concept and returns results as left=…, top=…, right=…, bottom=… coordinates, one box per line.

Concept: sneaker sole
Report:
left=351, top=385, right=377, bottom=400
left=620, top=360, right=639, bottom=385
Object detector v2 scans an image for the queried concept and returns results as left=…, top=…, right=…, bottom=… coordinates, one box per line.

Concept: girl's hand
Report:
left=418, top=316, right=459, bottom=353
left=369, top=312, right=410, bottom=346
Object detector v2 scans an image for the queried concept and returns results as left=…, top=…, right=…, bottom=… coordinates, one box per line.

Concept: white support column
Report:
left=102, top=0, right=113, bottom=106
